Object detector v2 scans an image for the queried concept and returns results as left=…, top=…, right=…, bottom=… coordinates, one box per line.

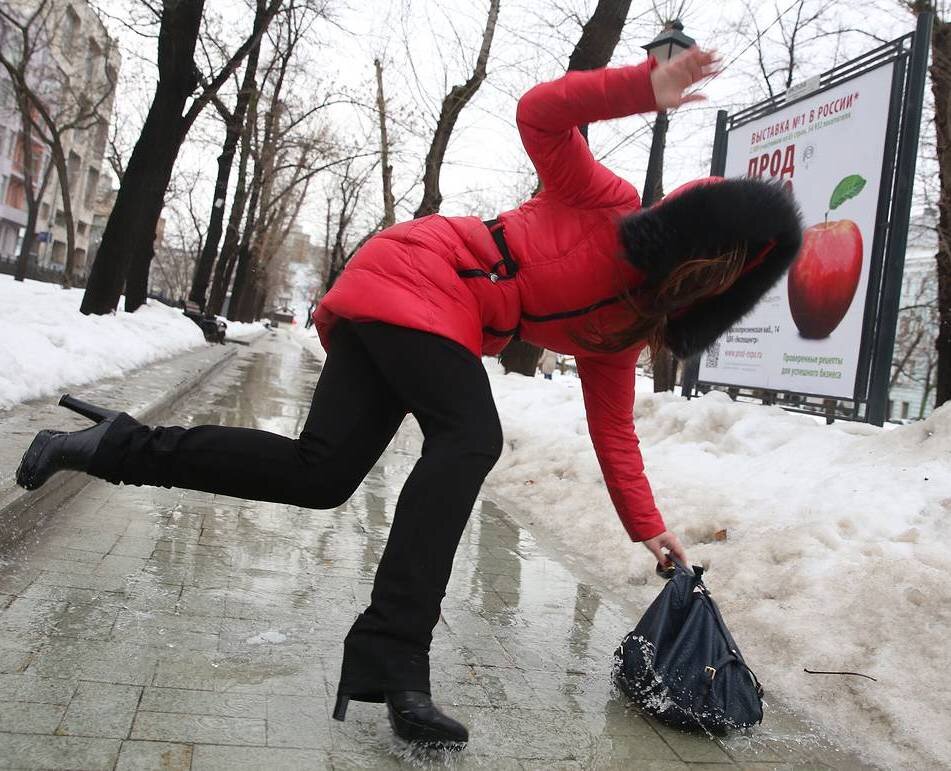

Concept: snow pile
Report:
left=221, top=318, right=269, bottom=340
left=0, top=275, right=205, bottom=410
left=484, top=361, right=951, bottom=769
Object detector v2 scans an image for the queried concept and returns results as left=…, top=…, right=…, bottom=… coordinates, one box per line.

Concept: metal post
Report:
left=866, top=11, right=933, bottom=425
left=681, top=109, right=730, bottom=398
left=642, top=111, right=669, bottom=208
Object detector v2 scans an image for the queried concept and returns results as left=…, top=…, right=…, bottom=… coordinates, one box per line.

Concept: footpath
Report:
left=0, top=332, right=872, bottom=769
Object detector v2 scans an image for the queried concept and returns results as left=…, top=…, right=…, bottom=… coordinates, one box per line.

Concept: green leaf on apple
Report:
left=829, top=174, right=866, bottom=210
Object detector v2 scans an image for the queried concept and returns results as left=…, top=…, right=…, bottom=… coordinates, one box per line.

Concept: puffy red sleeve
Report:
left=516, top=58, right=659, bottom=209
left=575, top=350, right=666, bottom=542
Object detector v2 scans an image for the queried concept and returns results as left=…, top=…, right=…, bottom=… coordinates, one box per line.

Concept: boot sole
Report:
left=387, top=710, right=468, bottom=748
left=15, top=430, right=62, bottom=491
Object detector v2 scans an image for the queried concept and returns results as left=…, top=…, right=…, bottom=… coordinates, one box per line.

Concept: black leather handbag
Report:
left=614, top=561, right=764, bottom=731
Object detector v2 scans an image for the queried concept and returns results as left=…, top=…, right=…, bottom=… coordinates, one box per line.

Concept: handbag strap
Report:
left=698, top=585, right=765, bottom=697
left=483, top=218, right=519, bottom=278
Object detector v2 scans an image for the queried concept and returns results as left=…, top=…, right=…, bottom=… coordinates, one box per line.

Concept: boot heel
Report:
left=59, top=395, right=119, bottom=424
left=332, top=692, right=350, bottom=721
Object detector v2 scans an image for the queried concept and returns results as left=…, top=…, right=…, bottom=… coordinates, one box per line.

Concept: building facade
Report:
left=888, top=209, right=940, bottom=421
left=0, top=0, right=119, bottom=281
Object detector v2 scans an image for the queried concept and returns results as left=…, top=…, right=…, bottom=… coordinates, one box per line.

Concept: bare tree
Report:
left=226, top=4, right=338, bottom=321
left=187, top=0, right=269, bottom=310
left=890, top=269, right=939, bottom=416
left=0, top=0, right=117, bottom=287
left=80, top=0, right=284, bottom=316
left=906, top=1, right=951, bottom=408
left=375, top=57, right=396, bottom=228
left=323, top=156, right=378, bottom=292
left=413, top=0, right=501, bottom=218
left=207, top=92, right=257, bottom=316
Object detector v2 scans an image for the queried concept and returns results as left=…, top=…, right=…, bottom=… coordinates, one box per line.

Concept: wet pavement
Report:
left=0, top=332, right=872, bottom=769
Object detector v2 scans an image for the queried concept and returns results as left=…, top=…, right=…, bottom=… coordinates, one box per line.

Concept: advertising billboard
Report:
left=697, top=62, right=896, bottom=399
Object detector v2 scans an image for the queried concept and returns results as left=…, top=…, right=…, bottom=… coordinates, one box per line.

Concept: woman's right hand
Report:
left=642, top=529, right=689, bottom=569
left=650, top=47, right=720, bottom=110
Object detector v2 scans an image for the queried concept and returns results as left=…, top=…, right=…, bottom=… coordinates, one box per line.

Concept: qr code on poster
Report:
left=705, top=342, right=720, bottom=369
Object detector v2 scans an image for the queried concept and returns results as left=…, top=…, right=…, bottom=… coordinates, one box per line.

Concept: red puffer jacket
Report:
left=315, top=57, right=665, bottom=542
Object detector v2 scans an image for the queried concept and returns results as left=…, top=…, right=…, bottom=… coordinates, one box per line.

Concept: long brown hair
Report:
left=575, top=246, right=749, bottom=359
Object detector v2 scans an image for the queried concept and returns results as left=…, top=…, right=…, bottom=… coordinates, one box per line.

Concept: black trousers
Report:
left=88, top=321, right=503, bottom=700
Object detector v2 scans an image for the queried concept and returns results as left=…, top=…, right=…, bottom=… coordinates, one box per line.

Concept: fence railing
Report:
left=0, top=256, right=87, bottom=287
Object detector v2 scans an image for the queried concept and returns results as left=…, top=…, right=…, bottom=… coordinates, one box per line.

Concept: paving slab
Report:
left=0, top=331, right=876, bottom=768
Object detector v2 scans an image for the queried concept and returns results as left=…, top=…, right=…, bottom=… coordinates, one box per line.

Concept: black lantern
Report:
left=642, top=19, right=695, bottom=64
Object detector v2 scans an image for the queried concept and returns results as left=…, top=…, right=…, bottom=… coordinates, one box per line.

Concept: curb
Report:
left=0, top=342, right=243, bottom=551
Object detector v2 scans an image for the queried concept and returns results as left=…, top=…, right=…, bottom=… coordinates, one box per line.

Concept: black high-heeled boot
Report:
left=59, top=394, right=119, bottom=423
left=333, top=690, right=469, bottom=746
left=15, top=396, right=121, bottom=491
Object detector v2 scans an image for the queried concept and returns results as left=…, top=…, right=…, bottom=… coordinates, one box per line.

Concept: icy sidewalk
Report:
left=0, top=334, right=868, bottom=768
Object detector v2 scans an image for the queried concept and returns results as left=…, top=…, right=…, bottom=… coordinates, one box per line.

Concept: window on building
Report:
left=83, top=168, right=99, bottom=209
left=0, top=174, right=6, bottom=203
left=887, top=400, right=894, bottom=420
left=55, top=209, right=65, bottom=227
left=40, top=202, right=50, bottom=221
left=62, top=7, right=81, bottom=58
left=73, top=247, right=86, bottom=269
left=0, top=78, right=13, bottom=110
left=93, top=119, right=108, bottom=158
left=50, top=240, right=66, bottom=265
left=85, top=38, right=101, bottom=83
left=901, top=402, right=910, bottom=419
left=4, top=177, right=25, bottom=209
left=67, top=151, right=81, bottom=195
left=77, top=221, right=87, bottom=236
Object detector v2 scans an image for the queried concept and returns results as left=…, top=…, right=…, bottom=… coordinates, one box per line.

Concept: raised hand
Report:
left=650, top=47, right=720, bottom=110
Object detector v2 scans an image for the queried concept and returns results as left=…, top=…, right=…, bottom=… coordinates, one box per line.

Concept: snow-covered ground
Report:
left=483, top=361, right=950, bottom=769
left=0, top=276, right=262, bottom=411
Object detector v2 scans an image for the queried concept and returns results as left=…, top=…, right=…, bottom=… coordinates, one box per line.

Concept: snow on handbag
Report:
left=613, top=560, right=764, bottom=731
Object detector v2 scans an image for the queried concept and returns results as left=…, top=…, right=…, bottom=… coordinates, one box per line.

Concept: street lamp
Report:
left=642, top=19, right=695, bottom=65
left=641, top=20, right=696, bottom=208
left=642, top=20, right=695, bottom=393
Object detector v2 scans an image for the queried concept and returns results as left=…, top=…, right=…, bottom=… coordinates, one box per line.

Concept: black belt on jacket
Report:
left=482, top=218, right=518, bottom=280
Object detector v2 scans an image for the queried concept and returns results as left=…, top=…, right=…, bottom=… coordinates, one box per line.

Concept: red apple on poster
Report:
left=787, top=220, right=863, bottom=338
left=787, top=173, right=866, bottom=339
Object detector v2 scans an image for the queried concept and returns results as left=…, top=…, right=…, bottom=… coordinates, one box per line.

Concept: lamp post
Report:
left=641, top=20, right=695, bottom=208
left=642, top=20, right=695, bottom=392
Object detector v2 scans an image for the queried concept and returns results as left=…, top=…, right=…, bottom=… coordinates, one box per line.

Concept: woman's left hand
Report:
left=650, top=47, right=720, bottom=110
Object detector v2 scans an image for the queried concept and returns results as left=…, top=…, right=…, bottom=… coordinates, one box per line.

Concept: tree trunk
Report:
left=499, top=0, right=632, bottom=376
left=81, top=0, right=203, bottom=315
left=375, top=58, right=395, bottom=229
left=413, top=0, right=500, bottom=218
left=188, top=1, right=265, bottom=309
left=14, top=95, right=38, bottom=282
left=929, top=12, right=951, bottom=407
left=48, top=137, right=77, bottom=289
left=226, top=171, right=261, bottom=321
left=499, top=339, right=544, bottom=376
left=567, top=0, right=633, bottom=139
left=652, top=350, right=677, bottom=391
left=207, top=100, right=255, bottom=316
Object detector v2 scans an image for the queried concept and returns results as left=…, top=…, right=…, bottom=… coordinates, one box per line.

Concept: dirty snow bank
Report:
left=485, top=360, right=951, bottom=770
left=0, top=275, right=205, bottom=410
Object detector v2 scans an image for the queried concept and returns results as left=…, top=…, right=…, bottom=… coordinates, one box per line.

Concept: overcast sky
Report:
left=99, top=0, right=925, bottom=247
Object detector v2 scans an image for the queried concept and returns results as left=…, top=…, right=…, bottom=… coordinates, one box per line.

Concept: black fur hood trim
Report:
left=619, top=178, right=803, bottom=359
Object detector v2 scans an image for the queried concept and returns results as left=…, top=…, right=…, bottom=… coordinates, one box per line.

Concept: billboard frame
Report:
left=681, top=13, right=933, bottom=425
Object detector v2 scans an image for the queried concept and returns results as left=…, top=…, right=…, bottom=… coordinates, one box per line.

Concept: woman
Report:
left=16, top=47, right=802, bottom=748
